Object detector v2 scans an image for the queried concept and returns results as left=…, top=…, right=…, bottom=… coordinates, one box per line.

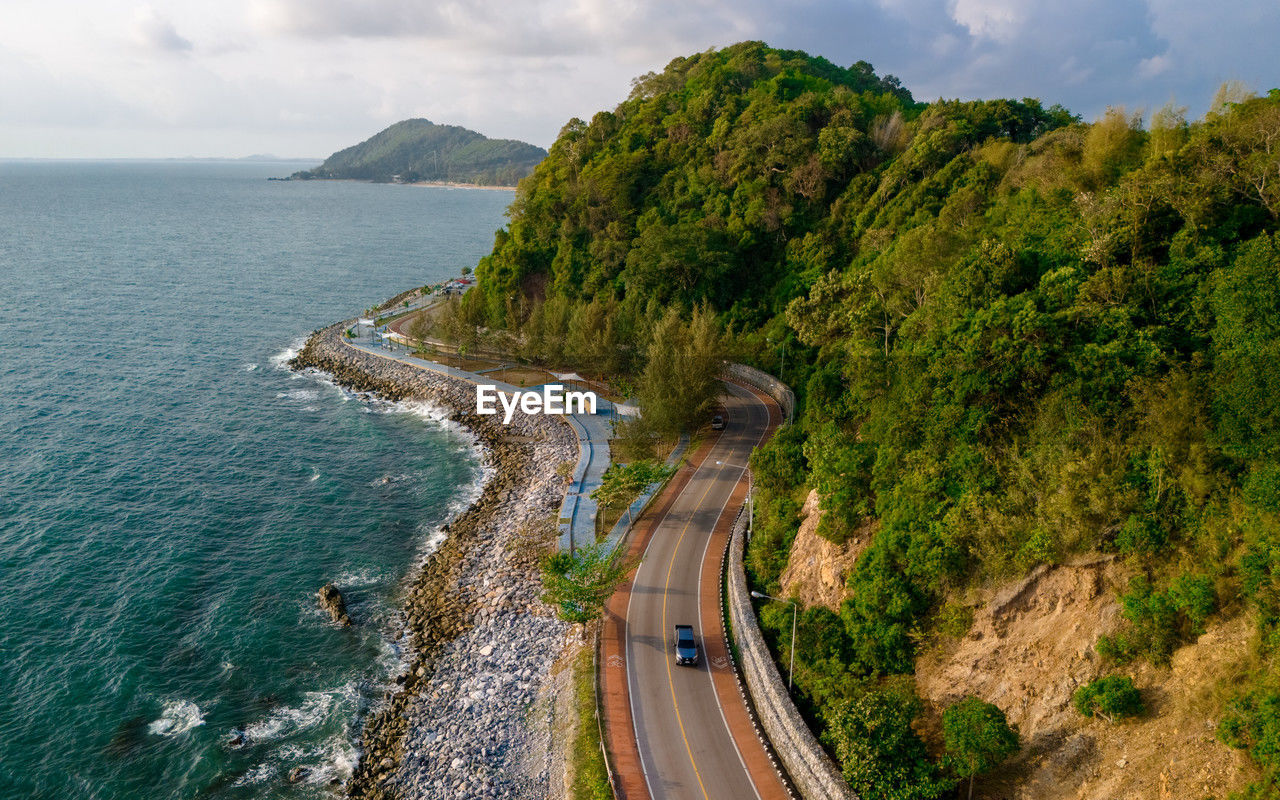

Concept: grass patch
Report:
left=412, top=351, right=505, bottom=371
left=488, top=366, right=556, bottom=386
left=569, top=646, right=612, bottom=800
left=373, top=307, right=419, bottom=326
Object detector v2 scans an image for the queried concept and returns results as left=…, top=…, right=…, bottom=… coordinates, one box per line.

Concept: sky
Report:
left=1, top=0, right=1277, bottom=159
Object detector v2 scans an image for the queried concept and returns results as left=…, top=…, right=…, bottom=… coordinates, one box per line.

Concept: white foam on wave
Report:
left=232, top=762, right=275, bottom=787
left=370, top=472, right=411, bottom=487
left=274, top=738, right=359, bottom=785
left=332, top=568, right=388, bottom=589
left=269, top=339, right=307, bottom=370
left=242, top=363, right=259, bottom=372
left=276, top=388, right=319, bottom=402
left=243, top=684, right=357, bottom=742
left=414, top=462, right=491, bottom=568
left=364, top=396, right=477, bottom=440
left=148, top=699, right=205, bottom=736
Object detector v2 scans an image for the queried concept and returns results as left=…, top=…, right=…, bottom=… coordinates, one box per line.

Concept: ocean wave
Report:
left=147, top=699, right=205, bottom=736
left=413, top=464, right=490, bottom=568
left=332, top=568, right=389, bottom=589
left=243, top=685, right=357, bottom=742
left=231, top=762, right=275, bottom=787
left=370, top=472, right=411, bottom=487
left=274, top=738, right=358, bottom=785
left=242, top=363, right=259, bottom=372
left=269, top=339, right=307, bottom=370
left=276, top=388, right=319, bottom=402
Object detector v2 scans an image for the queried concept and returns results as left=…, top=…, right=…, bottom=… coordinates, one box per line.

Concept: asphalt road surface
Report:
left=625, top=382, right=772, bottom=800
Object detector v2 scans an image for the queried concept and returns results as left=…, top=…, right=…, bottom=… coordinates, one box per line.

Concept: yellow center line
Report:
left=660, top=454, right=727, bottom=800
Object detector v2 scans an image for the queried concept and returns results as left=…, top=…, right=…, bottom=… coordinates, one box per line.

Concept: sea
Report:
left=0, top=161, right=511, bottom=798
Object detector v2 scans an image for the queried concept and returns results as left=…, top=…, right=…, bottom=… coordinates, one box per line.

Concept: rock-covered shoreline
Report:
left=290, top=322, right=576, bottom=800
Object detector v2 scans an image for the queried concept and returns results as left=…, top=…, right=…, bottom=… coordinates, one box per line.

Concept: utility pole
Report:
left=750, top=591, right=798, bottom=691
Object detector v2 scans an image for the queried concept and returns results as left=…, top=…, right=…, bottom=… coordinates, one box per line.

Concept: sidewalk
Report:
left=340, top=333, right=612, bottom=556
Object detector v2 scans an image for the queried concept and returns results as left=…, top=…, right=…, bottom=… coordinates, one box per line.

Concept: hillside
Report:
left=452, top=41, right=1280, bottom=798
left=291, top=118, right=546, bottom=186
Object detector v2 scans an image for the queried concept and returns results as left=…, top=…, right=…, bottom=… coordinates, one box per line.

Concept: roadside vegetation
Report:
left=568, top=647, right=613, bottom=800
left=540, top=542, right=637, bottom=628
left=591, top=460, right=675, bottom=538
left=432, top=293, right=726, bottom=438
left=437, top=41, right=1280, bottom=795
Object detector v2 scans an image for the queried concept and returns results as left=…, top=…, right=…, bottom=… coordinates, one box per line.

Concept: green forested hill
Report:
left=459, top=41, right=1280, bottom=796
left=291, top=118, right=546, bottom=186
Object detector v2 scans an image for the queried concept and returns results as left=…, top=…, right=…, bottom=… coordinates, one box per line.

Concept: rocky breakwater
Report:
left=291, top=323, right=576, bottom=800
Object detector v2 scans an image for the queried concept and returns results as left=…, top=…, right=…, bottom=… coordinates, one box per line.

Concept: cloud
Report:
left=248, top=0, right=442, bottom=39
left=949, top=0, right=1025, bottom=42
left=0, top=45, right=136, bottom=126
left=246, top=0, right=748, bottom=60
left=132, top=6, right=194, bottom=53
left=1138, top=52, right=1172, bottom=79
left=1, top=0, right=1278, bottom=157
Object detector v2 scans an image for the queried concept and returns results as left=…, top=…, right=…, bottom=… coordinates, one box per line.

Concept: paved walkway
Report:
left=341, top=331, right=613, bottom=555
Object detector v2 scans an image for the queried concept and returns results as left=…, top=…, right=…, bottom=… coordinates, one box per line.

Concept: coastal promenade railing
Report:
left=557, top=414, right=595, bottom=554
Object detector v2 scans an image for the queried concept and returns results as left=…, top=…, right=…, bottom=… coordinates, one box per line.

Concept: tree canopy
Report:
left=457, top=41, right=1280, bottom=794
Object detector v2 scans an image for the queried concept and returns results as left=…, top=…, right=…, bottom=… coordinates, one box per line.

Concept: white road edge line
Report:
left=625, top=420, right=728, bottom=799
left=696, top=382, right=768, bottom=800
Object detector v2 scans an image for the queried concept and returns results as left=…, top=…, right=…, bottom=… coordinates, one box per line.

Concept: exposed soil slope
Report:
left=916, top=560, right=1260, bottom=799
left=779, top=490, right=870, bottom=610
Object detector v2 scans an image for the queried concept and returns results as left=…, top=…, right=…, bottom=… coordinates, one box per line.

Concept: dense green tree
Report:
left=637, top=306, right=724, bottom=435
left=827, top=688, right=953, bottom=800
left=942, top=697, right=1020, bottom=800
left=1211, top=233, right=1280, bottom=509
left=443, top=43, right=1280, bottom=791
left=540, top=542, right=637, bottom=627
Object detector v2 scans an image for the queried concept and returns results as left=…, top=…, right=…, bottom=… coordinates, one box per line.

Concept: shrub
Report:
left=1097, top=574, right=1217, bottom=665
left=1115, top=514, right=1168, bottom=555
left=1073, top=675, right=1144, bottom=721
left=1218, top=687, right=1280, bottom=787
left=935, top=601, right=975, bottom=639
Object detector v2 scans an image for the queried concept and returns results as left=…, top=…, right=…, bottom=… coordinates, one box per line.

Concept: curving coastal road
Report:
left=607, top=382, right=789, bottom=800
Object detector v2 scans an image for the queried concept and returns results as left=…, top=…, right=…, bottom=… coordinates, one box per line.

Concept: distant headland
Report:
left=282, top=118, right=546, bottom=188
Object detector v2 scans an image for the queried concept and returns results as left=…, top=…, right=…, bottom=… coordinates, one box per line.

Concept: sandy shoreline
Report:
left=291, top=322, right=574, bottom=799
left=404, top=180, right=517, bottom=191
left=284, top=177, right=517, bottom=191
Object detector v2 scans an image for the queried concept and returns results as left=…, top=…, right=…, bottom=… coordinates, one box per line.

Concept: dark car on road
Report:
left=710, top=415, right=725, bottom=430
left=673, top=624, right=699, bottom=666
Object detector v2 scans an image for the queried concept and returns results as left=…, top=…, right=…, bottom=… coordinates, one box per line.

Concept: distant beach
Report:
left=406, top=180, right=517, bottom=191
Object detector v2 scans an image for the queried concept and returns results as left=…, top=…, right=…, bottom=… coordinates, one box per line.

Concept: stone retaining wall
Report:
left=726, top=509, right=857, bottom=800
left=724, top=362, right=796, bottom=423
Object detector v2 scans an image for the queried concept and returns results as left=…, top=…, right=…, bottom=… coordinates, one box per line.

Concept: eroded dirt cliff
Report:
left=915, top=559, right=1259, bottom=799
left=778, top=489, right=871, bottom=610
